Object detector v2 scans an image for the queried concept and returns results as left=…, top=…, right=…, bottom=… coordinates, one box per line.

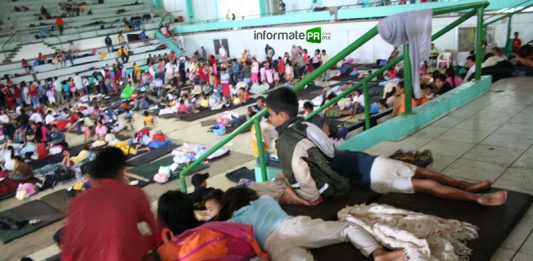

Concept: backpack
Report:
left=157, top=222, right=269, bottom=261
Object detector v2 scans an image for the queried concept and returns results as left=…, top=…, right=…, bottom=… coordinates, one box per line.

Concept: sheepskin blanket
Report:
left=338, top=203, right=478, bottom=261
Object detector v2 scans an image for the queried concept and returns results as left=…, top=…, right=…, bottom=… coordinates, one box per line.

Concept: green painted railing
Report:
left=178, top=1, right=490, bottom=193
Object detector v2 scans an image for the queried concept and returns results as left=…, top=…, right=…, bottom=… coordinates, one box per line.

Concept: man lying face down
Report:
left=249, top=88, right=507, bottom=207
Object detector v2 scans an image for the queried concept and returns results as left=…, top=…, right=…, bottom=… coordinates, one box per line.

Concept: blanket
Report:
left=338, top=203, right=478, bottom=261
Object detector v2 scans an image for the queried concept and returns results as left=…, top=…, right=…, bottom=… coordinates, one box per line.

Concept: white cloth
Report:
left=338, top=203, right=478, bottom=261
left=482, top=55, right=505, bottom=68
left=377, top=9, right=432, bottom=99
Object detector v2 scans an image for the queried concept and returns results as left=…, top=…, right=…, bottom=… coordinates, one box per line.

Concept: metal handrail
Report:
left=177, top=1, right=490, bottom=193
left=1, top=30, right=18, bottom=54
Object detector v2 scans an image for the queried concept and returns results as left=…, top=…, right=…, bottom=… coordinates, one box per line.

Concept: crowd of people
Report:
left=0, top=13, right=530, bottom=259
left=53, top=85, right=508, bottom=261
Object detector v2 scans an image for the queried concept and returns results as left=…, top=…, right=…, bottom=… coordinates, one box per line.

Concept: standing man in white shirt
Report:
left=54, top=77, right=63, bottom=105
left=73, top=73, right=84, bottom=96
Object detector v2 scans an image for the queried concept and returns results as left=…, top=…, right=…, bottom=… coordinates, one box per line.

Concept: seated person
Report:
left=94, top=122, right=108, bottom=138
left=258, top=88, right=507, bottom=207
left=231, top=94, right=241, bottom=106
left=238, top=88, right=250, bottom=103
left=482, top=47, right=506, bottom=68
left=434, top=74, right=452, bottom=96
left=198, top=93, right=210, bottom=110
left=177, top=100, right=192, bottom=114
left=188, top=173, right=214, bottom=203
left=10, top=156, right=33, bottom=181
left=47, top=124, right=66, bottom=146
left=351, top=89, right=365, bottom=113
left=513, top=45, right=533, bottom=76
left=417, top=85, right=435, bottom=106
left=143, top=111, right=155, bottom=127
left=302, top=101, right=327, bottom=132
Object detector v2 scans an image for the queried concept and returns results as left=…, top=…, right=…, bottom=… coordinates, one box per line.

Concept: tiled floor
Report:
left=1, top=77, right=532, bottom=260
left=363, top=77, right=533, bottom=261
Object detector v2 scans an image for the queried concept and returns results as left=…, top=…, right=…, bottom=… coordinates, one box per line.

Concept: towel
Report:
left=377, top=10, right=432, bottom=99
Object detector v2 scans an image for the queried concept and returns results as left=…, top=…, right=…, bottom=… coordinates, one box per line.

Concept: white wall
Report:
left=282, top=0, right=361, bottom=12
left=162, top=0, right=187, bottom=18
left=180, top=13, right=533, bottom=64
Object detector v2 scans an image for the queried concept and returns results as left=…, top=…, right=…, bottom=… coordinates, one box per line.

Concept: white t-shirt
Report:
left=352, top=94, right=365, bottom=106
left=45, top=114, right=56, bottom=125
left=29, top=112, right=43, bottom=123
left=0, top=114, right=9, bottom=124
left=74, top=75, right=83, bottom=90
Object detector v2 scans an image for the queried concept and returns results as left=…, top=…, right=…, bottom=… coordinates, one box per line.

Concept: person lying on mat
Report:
left=259, top=88, right=506, bottom=207
left=213, top=187, right=406, bottom=261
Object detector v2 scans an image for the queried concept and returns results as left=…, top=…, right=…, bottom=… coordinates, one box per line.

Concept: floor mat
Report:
left=225, top=167, right=255, bottom=183
left=282, top=188, right=382, bottom=221
left=0, top=201, right=64, bottom=244
left=39, top=190, right=70, bottom=215
left=178, top=98, right=257, bottom=122
left=126, top=143, right=179, bottom=167
left=311, top=188, right=532, bottom=261
left=375, top=189, right=531, bottom=261
left=200, top=119, right=217, bottom=127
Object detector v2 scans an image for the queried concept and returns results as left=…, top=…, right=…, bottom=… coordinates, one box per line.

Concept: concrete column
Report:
left=259, top=0, right=269, bottom=17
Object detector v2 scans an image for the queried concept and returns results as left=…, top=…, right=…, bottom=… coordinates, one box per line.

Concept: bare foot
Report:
left=462, top=180, right=492, bottom=192
left=373, top=249, right=406, bottom=261
left=477, top=191, right=508, bottom=206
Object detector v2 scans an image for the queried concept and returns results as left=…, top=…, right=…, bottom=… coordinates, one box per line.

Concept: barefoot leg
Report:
left=414, top=167, right=492, bottom=192
left=412, top=178, right=507, bottom=206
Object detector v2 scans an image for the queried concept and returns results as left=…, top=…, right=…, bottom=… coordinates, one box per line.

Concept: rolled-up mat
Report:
left=0, top=201, right=64, bottom=244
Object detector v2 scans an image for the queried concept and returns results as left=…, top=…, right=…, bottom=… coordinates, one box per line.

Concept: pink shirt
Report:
left=95, top=125, right=107, bottom=137
left=178, top=104, right=190, bottom=113
left=446, top=76, right=463, bottom=88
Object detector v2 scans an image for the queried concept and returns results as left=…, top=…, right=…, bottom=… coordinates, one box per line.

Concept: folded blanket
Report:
left=338, top=203, right=478, bottom=261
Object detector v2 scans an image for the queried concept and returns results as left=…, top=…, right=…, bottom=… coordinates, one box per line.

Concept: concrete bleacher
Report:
left=0, top=40, right=162, bottom=76
left=1, top=0, right=160, bottom=54
left=1, top=41, right=169, bottom=83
